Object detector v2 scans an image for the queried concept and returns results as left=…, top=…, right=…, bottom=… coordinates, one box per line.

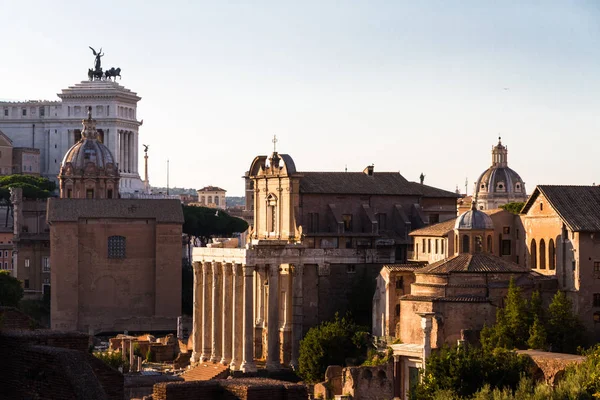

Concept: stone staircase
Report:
left=181, top=362, right=229, bottom=381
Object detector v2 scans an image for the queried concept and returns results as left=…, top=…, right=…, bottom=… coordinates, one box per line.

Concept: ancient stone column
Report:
left=279, top=266, right=292, bottom=365
left=290, top=264, right=303, bottom=370
left=420, top=313, right=434, bottom=371
left=266, top=264, right=280, bottom=370
left=119, top=131, right=124, bottom=172
left=230, top=263, right=243, bottom=371
left=254, top=265, right=266, bottom=359
left=240, top=264, right=257, bottom=372
left=200, top=262, right=212, bottom=361
left=393, top=354, right=402, bottom=400
left=210, top=262, right=222, bottom=363
left=220, top=263, right=233, bottom=365
left=191, top=262, right=203, bottom=363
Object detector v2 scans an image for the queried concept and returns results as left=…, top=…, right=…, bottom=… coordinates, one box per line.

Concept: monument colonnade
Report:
left=190, top=259, right=304, bottom=372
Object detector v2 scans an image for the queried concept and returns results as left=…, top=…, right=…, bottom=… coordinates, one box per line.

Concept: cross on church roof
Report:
left=272, top=135, right=278, bottom=153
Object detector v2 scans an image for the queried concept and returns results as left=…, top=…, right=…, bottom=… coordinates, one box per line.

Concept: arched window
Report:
left=475, top=235, right=483, bottom=252
left=108, top=235, right=126, bottom=259
left=267, top=193, right=277, bottom=233
left=435, top=239, right=439, bottom=254
left=396, top=277, right=403, bottom=290
left=208, top=195, right=213, bottom=204
left=462, top=235, right=470, bottom=253
left=539, top=239, right=546, bottom=269
left=441, top=239, right=445, bottom=255
left=531, top=239, right=537, bottom=269
left=487, top=235, right=493, bottom=253
left=549, top=239, right=556, bottom=270
left=215, top=196, right=219, bottom=206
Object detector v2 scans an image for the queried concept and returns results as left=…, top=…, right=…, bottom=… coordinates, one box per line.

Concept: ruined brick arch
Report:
left=549, top=239, right=556, bottom=270
left=531, top=239, right=537, bottom=268
left=539, top=239, right=546, bottom=269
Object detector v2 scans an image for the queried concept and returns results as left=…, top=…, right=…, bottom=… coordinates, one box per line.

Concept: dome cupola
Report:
left=474, top=137, right=527, bottom=210
left=454, top=202, right=494, bottom=230
left=59, top=107, right=120, bottom=199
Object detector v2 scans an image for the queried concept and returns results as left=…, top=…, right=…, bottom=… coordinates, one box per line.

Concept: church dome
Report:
left=455, top=204, right=494, bottom=230
left=474, top=138, right=527, bottom=209
left=60, top=108, right=117, bottom=174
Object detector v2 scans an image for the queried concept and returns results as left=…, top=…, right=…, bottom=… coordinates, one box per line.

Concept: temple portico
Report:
left=191, top=242, right=395, bottom=371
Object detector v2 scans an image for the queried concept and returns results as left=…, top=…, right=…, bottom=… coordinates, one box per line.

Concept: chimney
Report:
left=363, top=165, right=374, bottom=176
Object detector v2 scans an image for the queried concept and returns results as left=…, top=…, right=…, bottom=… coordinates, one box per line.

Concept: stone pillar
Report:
left=290, top=264, right=303, bottom=370
left=210, top=262, right=222, bottom=363
left=254, top=265, right=266, bottom=359
left=240, top=264, right=257, bottom=372
left=230, top=264, right=243, bottom=370
left=191, top=262, right=203, bottom=363
left=220, top=263, right=233, bottom=365
left=129, top=340, right=135, bottom=370
left=393, top=355, right=402, bottom=400
left=119, top=131, right=123, bottom=172
left=279, top=266, right=292, bottom=365
left=420, top=313, right=434, bottom=371
left=200, top=262, right=212, bottom=361
left=266, top=264, right=280, bottom=370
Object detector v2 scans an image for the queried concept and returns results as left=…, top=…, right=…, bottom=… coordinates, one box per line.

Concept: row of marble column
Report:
left=191, top=262, right=304, bottom=372
left=118, top=130, right=136, bottom=174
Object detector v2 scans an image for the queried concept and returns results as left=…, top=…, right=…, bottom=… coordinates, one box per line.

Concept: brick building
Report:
left=47, top=109, right=184, bottom=334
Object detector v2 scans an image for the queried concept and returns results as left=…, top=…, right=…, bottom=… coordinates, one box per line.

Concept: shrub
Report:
left=94, top=351, right=129, bottom=372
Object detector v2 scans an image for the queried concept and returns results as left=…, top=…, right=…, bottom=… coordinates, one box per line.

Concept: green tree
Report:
left=546, top=291, right=584, bottom=353
left=527, top=316, right=547, bottom=350
left=499, top=202, right=525, bottom=215
left=182, top=205, right=248, bottom=245
left=298, top=314, right=369, bottom=383
left=0, top=270, right=24, bottom=307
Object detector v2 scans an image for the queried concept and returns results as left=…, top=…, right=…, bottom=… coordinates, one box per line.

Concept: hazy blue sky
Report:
left=1, top=1, right=599, bottom=195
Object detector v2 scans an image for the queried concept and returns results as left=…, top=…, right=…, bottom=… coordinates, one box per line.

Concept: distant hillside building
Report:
left=197, top=186, right=226, bottom=209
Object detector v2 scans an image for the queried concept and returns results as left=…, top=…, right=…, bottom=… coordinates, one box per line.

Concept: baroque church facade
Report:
left=0, top=80, right=144, bottom=192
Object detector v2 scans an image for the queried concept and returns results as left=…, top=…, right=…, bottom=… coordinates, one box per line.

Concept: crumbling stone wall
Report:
left=152, top=378, right=308, bottom=400
left=0, top=330, right=123, bottom=400
left=342, top=363, right=393, bottom=400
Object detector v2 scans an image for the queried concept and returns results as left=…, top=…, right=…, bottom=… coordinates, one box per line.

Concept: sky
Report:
left=0, top=1, right=599, bottom=196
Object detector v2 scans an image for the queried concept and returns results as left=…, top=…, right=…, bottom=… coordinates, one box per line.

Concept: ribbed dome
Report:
left=455, top=206, right=494, bottom=230
left=60, top=108, right=117, bottom=173
left=475, top=138, right=526, bottom=198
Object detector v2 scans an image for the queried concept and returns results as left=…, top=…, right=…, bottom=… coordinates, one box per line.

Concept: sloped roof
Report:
left=299, top=172, right=459, bottom=197
left=417, top=252, right=528, bottom=274
left=198, top=186, right=226, bottom=192
left=383, top=262, right=427, bottom=272
left=409, top=219, right=456, bottom=237
left=522, top=185, right=600, bottom=232
left=47, top=198, right=184, bottom=224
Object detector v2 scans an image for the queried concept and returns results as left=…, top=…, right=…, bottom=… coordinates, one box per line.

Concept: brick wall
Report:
left=153, top=378, right=308, bottom=400
left=0, top=307, right=38, bottom=330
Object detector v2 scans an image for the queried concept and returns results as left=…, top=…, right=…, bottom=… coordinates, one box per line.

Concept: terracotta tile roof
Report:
left=522, top=185, right=600, bottom=232
left=401, top=294, right=490, bottom=303
left=198, top=186, right=226, bottom=192
left=298, top=172, right=459, bottom=197
left=46, top=198, right=184, bottom=224
left=409, top=219, right=455, bottom=237
left=383, top=262, right=427, bottom=272
left=417, top=253, right=528, bottom=274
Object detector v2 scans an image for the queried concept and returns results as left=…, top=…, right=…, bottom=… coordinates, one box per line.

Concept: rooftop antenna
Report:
left=345, top=164, right=347, bottom=173
left=465, top=177, right=468, bottom=196
left=272, top=135, right=278, bottom=153
left=167, top=159, right=170, bottom=196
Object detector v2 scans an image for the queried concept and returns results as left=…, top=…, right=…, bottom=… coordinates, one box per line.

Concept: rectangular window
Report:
left=3, top=250, right=7, bottom=258
left=435, top=239, right=439, bottom=254
left=422, top=239, right=426, bottom=253
left=24, top=279, right=29, bottom=289
left=308, top=213, right=319, bottom=233
left=67, top=189, right=72, bottom=198
left=501, top=240, right=512, bottom=255
left=42, top=257, right=50, bottom=272
left=22, top=109, right=27, bottom=116
left=594, top=261, right=600, bottom=273
left=24, top=258, right=30, bottom=268
left=86, top=189, right=94, bottom=199
left=342, top=214, right=353, bottom=232
left=377, top=213, right=387, bottom=230
left=428, top=239, right=431, bottom=253
left=441, top=239, right=445, bottom=254
left=503, top=227, right=510, bottom=234
left=594, top=294, right=600, bottom=307
left=108, top=235, right=126, bottom=259
left=345, top=238, right=353, bottom=249
left=39, top=107, right=45, bottom=117
left=3, top=109, right=7, bottom=117
left=346, top=265, right=356, bottom=274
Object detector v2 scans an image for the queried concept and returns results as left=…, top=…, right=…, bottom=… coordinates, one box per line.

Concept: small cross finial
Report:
left=272, top=135, right=278, bottom=153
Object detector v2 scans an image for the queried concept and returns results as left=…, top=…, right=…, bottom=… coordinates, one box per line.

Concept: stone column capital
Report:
left=243, top=264, right=255, bottom=276
left=268, top=264, right=280, bottom=277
